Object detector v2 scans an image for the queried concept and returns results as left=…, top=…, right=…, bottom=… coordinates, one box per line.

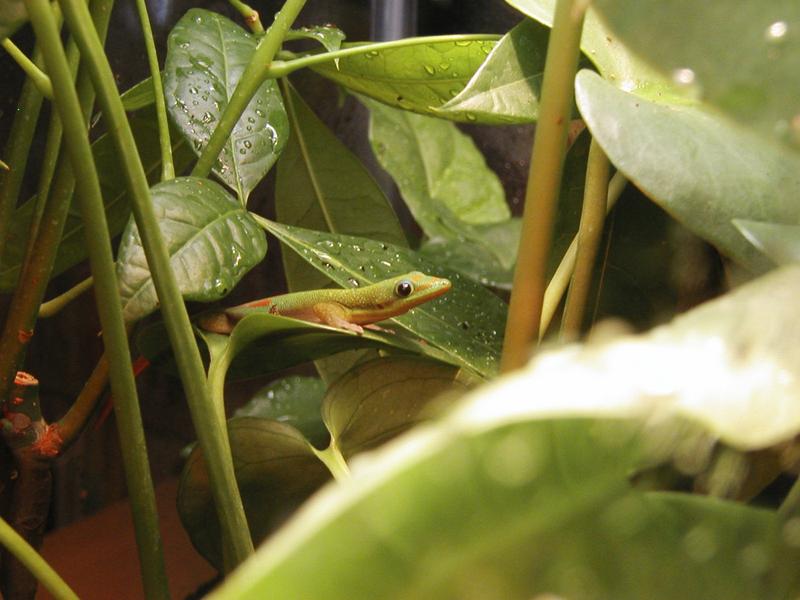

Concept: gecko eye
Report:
left=395, top=280, right=414, bottom=297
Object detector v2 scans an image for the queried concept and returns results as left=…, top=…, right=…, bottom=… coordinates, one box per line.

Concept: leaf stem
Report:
left=560, top=138, right=611, bottom=338
left=500, top=0, right=588, bottom=372
left=38, top=276, right=94, bottom=318
left=191, top=0, right=308, bottom=181
left=133, top=0, right=173, bottom=180
left=313, top=443, right=350, bottom=481
left=267, top=34, right=501, bottom=78
left=0, top=517, right=78, bottom=600
left=56, top=353, right=109, bottom=446
left=58, top=0, right=255, bottom=569
left=229, top=0, right=263, bottom=34
left=540, top=171, right=627, bottom=336
left=24, top=0, right=170, bottom=597
left=0, top=38, right=53, bottom=98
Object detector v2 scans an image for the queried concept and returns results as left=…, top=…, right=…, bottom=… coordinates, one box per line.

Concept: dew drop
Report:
left=423, top=64, right=436, bottom=75
left=672, top=68, right=696, bottom=86
left=454, top=40, right=471, bottom=47
left=366, top=50, right=379, bottom=58
left=459, top=321, right=470, bottom=330
left=465, top=112, right=477, bottom=122
left=765, top=20, right=788, bottom=42
left=243, top=140, right=252, bottom=149
left=348, top=278, right=360, bottom=287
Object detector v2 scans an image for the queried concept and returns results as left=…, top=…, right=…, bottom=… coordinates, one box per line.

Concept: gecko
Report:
left=197, top=271, right=452, bottom=335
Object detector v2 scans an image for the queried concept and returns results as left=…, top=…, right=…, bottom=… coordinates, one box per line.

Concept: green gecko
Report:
left=198, top=271, right=452, bottom=335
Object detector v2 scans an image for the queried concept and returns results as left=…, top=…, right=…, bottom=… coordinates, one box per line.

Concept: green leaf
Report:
left=120, top=76, right=155, bottom=111
left=116, top=177, right=267, bottom=322
left=0, top=0, right=26, bottom=39
left=592, top=0, right=800, bottom=150
left=322, top=356, right=469, bottom=459
left=256, top=218, right=506, bottom=378
left=235, top=376, right=328, bottom=449
left=734, top=220, right=800, bottom=267
left=506, top=0, right=677, bottom=101
left=178, top=417, right=331, bottom=570
left=0, top=111, right=194, bottom=291
left=164, top=8, right=289, bottom=202
left=436, top=19, right=549, bottom=124
left=285, top=25, right=345, bottom=53
left=363, top=96, right=509, bottom=232
left=311, top=38, right=497, bottom=123
left=575, top=70, right=800, bottom=273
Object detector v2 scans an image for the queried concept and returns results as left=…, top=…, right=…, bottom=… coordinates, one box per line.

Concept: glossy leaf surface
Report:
left=311, top=37, right=497, bottom=122
left=734, top=220, right=800, bottom=267
left=285, top=25, right=345, bottom=53
left=116, top=177, right=266, bottom=322
left=165, top=8, right=288, bottom=202
left=257, top=219, right=506, bottom=378
left=593, top=0, right=800, bottom=150
left=235, top=376, right=328, bottom=449
left=575, top=70, right=800, bottom=273
left=323, top=356, right=469, bottom=459
left=0, top=112, right=193, bottom=291
left=179, top=418, right=331, bottom=570
left=437, top=20, right=549, bottom=124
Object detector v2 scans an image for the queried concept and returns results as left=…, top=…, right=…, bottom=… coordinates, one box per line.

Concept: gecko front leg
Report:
left=312, top=302, right=365, bottom=334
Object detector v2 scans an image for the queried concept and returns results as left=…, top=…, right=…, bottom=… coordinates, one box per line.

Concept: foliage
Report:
left=1, top=0, right=800, bottom=597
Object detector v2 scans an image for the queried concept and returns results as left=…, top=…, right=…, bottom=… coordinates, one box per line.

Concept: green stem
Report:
left=191, top=0, right=308, bottom=181
left=540, top=171, right=627, bottom=336
left=0, top=38, right=53, bottom=98
left=24, top=0, right=170, bottom=597
left=56, top=353, right=109, bottom=447
left=133, top=0, right=173, bottom=180
left=38, top=276, right=93, bottom=318
left=0, top=49, right=46, bottom=270
left=500, top=0, right=588, bottom=372
left=229, top=0, right=263, bottom=34
left=58, top=0, right=254, bottom=569
left=313, top=443, right=350, bottom=481
left=560, top=138, right=611, bottom=338
left=0, top=517, right=78, bottom=600
left=268, top=34, right=501, bottom=78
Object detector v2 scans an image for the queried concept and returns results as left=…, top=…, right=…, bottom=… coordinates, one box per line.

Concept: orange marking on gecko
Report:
left=242, top=298, right=273, bottom=308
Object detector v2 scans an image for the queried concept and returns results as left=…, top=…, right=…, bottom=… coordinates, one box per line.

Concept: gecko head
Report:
left=391, top=271, right=452, bottom=305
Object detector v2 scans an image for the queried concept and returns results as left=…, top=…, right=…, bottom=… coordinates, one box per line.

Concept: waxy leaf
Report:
left=364, top=96, right=509, bottom=232
left=311, top=37, right=498, bottom=122
left=0, top=112, right=194, bottom=291
left=179, top=418, right=331, bottom=570
left=235, top=376, right=328, bottom=449
left=116, top=177, right=266, bottom=322
left=256, top=218, right=506, bottom=378
left=575, top=70, right=800, bottom=273
left=734, top=220, right=800, bottom=267
left=593, top=0, right=800, bottom=150
left=506, top=0, right=676, bottom=101
left=323, top=356, right=469, bottom=459
left=437, top=19, right=549, bottom=124
left=0, top=0, right=26, bottom=39
left=285, top=25, right=345, bottom=53
left=120, top=76, right=156, bottom=111
left=165, top=9, right=288, bottom=202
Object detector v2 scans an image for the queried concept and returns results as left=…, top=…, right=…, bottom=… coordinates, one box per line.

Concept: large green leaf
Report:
left=592, top=0, right=800, bottom=150
left=734, top=220, right=800, bottom=267
left=436, top=19, right=549, bottom=124
left=256, top=218, right=506, bottom=378
left=0, top=0, right=25, bottom=39
left=285, top=25, right=345, bottom=53
left=311, top=37, right=498, bottom=123
left=506, top=0, right=676, bottom=101
left=164, top=8, right=288, bottom=202
left=179, top=417, right=331, bottom=571
left=322, top=356, right=469, bottom=459
left=235, top=376, right=328, bottom=449
left=0, top=112, right=194, bottom=291
left=116, top=177, right=266, bottom=322
left=364, top=96, right=509, bottom=232
left=575, top=70, right=800, bottom=273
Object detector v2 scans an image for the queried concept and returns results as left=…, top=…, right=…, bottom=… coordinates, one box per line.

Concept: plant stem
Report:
left=0, top=38, right=53, bottom=98
left=229, top=0, right=263, bottom=33
left=38, top=276, right=94, bottom=318
left=541, top=171, right=627, bottom=336
left=560, top=138, right=611, bottom=338
left=56, top=353, right=109, bottom=446
left=191, top=0, right=307, bottom=181
left=500, top=0, right=588, bottom=372
left=133, top=0, right=173, bottom=180
left=267, top=34, right=501, bottom=77
left=58, top=0, right=255, bottom=570
left=24, top=0, right=170, bottom=597
left=0, top=517, right=78, bottom=600
left=313, top=443, right=350, bottom=481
